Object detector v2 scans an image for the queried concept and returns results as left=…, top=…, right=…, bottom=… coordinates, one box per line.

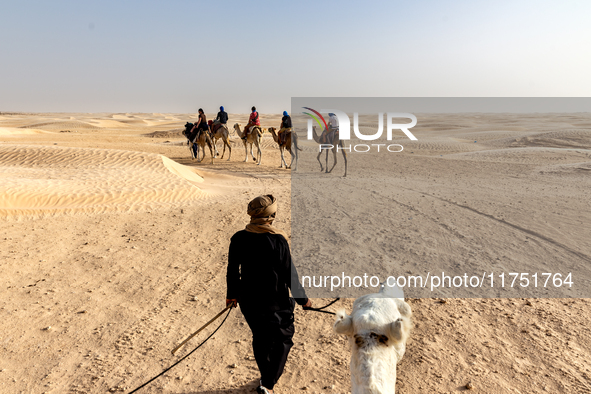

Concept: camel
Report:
left=233, top=123, right=263, bottom=165
left=312, top=126, right=348, bottom=177
left=333, top=283, right=412, bottom=393
left=209, top=123, right=232, bottom=160
left=267, top=127, right=302, bottom=170
left=183, top=123, right=214, bottom=164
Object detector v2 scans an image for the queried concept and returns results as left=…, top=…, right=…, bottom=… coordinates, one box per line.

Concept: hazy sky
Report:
left=1, top=0, right=590, bottom=113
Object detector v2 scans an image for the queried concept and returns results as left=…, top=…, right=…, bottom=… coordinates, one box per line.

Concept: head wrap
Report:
left=251, top=106, right=256, bottom=112
left=329, top=113, right=335, bottom=117
left=220, top=106, right=224, bottom=111
left=283, top=111, right=288, bottom=116
left=245, top=195, right=288, bottom=240
left=247, top=195, right=277, bottom=220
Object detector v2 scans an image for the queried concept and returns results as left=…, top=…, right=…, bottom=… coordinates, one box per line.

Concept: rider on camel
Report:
left=212, top=106, right=228, bottom=134
left=278, top=111, right=292, bottom=146
left=191, top=108, right=209, bottom=139
left=320, top=112, right=339, bottom=144
left=242, top=106, right=260, bottom=140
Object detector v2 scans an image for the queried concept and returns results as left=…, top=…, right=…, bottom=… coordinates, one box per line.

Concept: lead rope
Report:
left=302, top=298, right=340, bottom=315
left=127, top=298, right=339, bottom=393
left=127, top=308, right=232, bottom=394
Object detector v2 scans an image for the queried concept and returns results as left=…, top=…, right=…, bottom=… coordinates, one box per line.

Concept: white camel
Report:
left=333, top=284, right=412, bottom=394
left=233, top=123, right=263, bottom=165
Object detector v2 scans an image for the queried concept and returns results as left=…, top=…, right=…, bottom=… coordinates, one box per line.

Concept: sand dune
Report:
left=0, top=145, right=205, bottom=216
left=85, top=119, right=131, bottom=128
left=456, top=130, right=538, bottom=142
left=0, top=127, right=51, bottom=135
left=539, top=160, right=591, bottom=175
left=445, top=147, right=591, bottom=165
left=116, top=119, right=148, bottom=125
left=143, top=129, right=183, bottom=139
left=20, top=120, right=101, bottom=131
left=486, top=129, right=591, bottom=150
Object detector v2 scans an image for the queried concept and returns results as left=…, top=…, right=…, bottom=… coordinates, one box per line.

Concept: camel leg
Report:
left=200, top=143, right=206, bottom=163
left=291, top=138, right=298, bottom=171
left=211, top=137, right=219, bottom=157
left=327, top=148, right=338, bottom=173
left=223, top=134, right=232, bottom=161
left=220, top=140, right=226, bottom=159
left=224, top=139, right=232, bottom=161
left=219, top=136, right=227, bottom=160
left=208, top=141, right=214, bottom=164
left=243, top=142, right=248, bottom=162
left=257, top=142, right=262, bottom=165
left=279, top=147, right=286, bottom=168
left=250, top=143, right=256, bottom=162
left=341, top=142, right=348, bottom=177
left=288, top=147, right=295, bottom=170
left=325, top=149, right=330, bottom=173
left=317, top=152, right=324, bottom=172
left=283, top=147, right=289, bottom=169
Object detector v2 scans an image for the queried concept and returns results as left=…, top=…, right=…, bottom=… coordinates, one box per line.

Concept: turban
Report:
left=245, top=195, right=288, bottom=240
left=247, top=195, right=277, bottom=220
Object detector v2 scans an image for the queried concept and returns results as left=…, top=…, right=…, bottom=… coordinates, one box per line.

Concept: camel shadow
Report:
left=177, top=379, right=259, bottom=393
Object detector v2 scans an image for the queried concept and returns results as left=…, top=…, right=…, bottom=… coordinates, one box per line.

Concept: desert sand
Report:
left=0, top=112, right=590, bottom=394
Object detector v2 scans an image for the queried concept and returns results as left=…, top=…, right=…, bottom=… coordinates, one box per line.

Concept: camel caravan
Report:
left=180, top=107, right=347, bottom=175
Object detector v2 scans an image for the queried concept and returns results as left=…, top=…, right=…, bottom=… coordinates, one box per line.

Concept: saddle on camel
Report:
left=319, top=128, right=337, bottom=145
left=208, top=119, right=226, bottom=136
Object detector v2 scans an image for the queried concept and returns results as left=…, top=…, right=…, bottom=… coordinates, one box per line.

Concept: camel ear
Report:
left=387, top=317, right=411, bottom=344
left=395, top=299, right=412, bottom=319
left=333, top=309, right=354, bottom=336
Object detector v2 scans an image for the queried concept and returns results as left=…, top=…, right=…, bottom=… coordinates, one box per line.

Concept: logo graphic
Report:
left=302, top=108, right=418, bottom=141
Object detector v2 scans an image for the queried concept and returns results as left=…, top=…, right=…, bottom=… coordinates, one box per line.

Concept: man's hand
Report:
left=226, top=299, right=238, bottom=308
left=303, top=299, right=312, bottom=308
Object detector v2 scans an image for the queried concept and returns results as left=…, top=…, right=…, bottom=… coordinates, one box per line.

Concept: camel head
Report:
left=182, top=122, right=194, bottom=137
left=334, top=286, right=412, bottom=393
left=267, top=127, right=280, bottom=143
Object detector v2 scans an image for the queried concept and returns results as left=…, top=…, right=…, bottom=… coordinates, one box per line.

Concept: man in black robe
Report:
left=226, top=195, right=311, bottom=394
